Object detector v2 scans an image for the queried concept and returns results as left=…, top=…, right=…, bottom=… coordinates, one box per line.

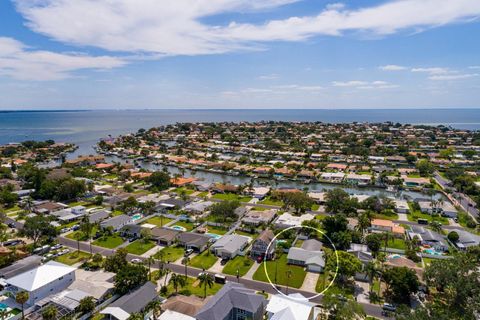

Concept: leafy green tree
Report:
left=365, top=233, right=382, bottom=257
left=416, top=159, right=435, bottom=176
left=382, top=266, right=419, bottom=304
left=114, top=263, right=148, bottom=295
left=104, top=248, right=128, bottom=273
left=327, top=251, right=362, bottom=284
left=321, top=214, right=352, bottom=250
left=325, top=188, right=358, bottom=215
left=21, top=216, right=57, bottom=247
left=77, top=296, right=96, bottom=314
left=209, top=200, right=240, bottom=223
left=322, top=292, right=366, bottom=320
left=147, top=171, right=171, bottom=191
left=41, top=305, right=57, bottom=320
left=447, top=231, right=459, bottom=243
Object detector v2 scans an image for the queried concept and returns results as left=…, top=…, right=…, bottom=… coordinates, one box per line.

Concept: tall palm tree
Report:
left=430, top=221, right=443, bottom=234
left=42, top=305, right=57, bottom=320
left=144, top=256, right=155, bottom=280
left=182, top=256, right=190, bottom=278
left=0, top=309, right=10, bottom=320
left=80, top=215, right=93, bottom=256
left=24, top=196, right=34, bottom=213
left=146, top=300, right=162, bottom=320
left=170, top=273, right=186, bottom=294
left=356, top=212, right=371, bottom=238
left=274, top=245, right=283, bottom=285
left=15, top=291, right=29, bottom=320
left=163, top=268, right=171, bottom=287
left=365, top=261, right=377, bottom=293
left=285, top=269, right=293, bottom=295
left=74, top=232, right=82, bottom=254
left=197, top=273, right=214, bottom=298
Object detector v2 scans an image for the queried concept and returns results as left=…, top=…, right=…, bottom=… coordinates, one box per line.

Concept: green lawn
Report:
left=174, top=220, right=195, bottom=231
left=55, top=251, right=90, bottom=265
left=205, top=225, right=228, bottom=235
left=234, top=230, right=258, bottom=239
left=66, top=226, right=99, bottom=241
left=407, top=204, right=449, bottom=225
left=189, top=250, right=218, bottom=270
left=212, top=193, right=252, bottom=202
left=112, top=210, right=124, bottom=216
left=145, top=216, right=173, bottom=227
left=197, top=191, right=209, bottom=198
left=125, top=240, right=156, bottom=255
left=259, top=197, right=284, bottom=206
left=407, top=174, right=422, bottom=178
left=386, top=237, right=407, bottom=250
left=253, top=254, right=307, bottom=288
left=373, top=212, right=399, bottom=221
left=222, top=255, right=254, bottom=277
left=92, top=235, right=125, bottom=249
left=162, top=276, right=223, bottom=298
left=311, top=204, right=320, bottom=211
left=315, top=272, right=354, bottom=299
left=154, top=246, right=185, bottom=263
left=5, top=205, right=21, bottom=213
left=68, top=201, right=88, bottom=207
left=173, top=187, right=195, bottom=195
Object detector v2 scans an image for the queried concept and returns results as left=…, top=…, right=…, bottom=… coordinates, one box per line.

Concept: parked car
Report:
left=220, top=258, right=229, bottom=266
left=7, top=222, right=16, bottom=228
left=131, top=258, right=142, bottom=264
left=51, top=244, right=63, bottom=250
left=185, top=248, right=194, bottom=256
left=71, top=225, right=80, bottom=231
left=3, top=239, right=25, bottom=247
left=382, top=303, right=396, bottom=312
left=60, top=227, right=71, bottom=233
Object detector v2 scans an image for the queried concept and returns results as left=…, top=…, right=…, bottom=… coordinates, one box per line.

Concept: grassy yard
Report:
left=233, top=230, right=258, bottom=239
left=125, top=240, right=156, bottom=255
left=259, top=197, right=284, bottom=207
left=154, top=246, right=185, bottom=263
left=386, top=237, right=407, bottom=250
left=162, top=276, right=223, bottom=298
left=222, top=255, right=254, bottom=277
left=205, top=225, right=228, bottom=235
left=373, top=212, right=399, bottom=221
left=173, top=187, right=195, bottom=195
left=311, top=204, right=320, bottom=211
left=55, top=251, right=90, bottom=265
left=66, top=226, right=99, bottom=241
left=174, top=220, right=195, bottom=231
left=68, top=201, right=88, bottom=207
left=112, top=210, right=124, bottom=216
left=212, top=193, right=252, bottom=202
left=315, top=272, right=355, bottom=299
left=92, top=234, right=125, bottom=249
left=145, top=216, right=173, bottom=227
left=407, top=205, right=449, bottom=225
left=197, top=191, right=209, bottom=198
left=253, top=254, right=306, bottom=288
left=190, top=250, right=218, bottom=270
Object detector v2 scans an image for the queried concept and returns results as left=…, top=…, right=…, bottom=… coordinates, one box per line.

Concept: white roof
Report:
left=6, top=261, right=76, bottom=292
left=266, top=294, right=314, bottom=320
left=101, top=307, right=130, bottom=320
left=159, top=310, right=195, bottom=320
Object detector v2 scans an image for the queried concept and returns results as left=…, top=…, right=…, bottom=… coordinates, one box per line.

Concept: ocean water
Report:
left=0, top=109, right=479, bottom=156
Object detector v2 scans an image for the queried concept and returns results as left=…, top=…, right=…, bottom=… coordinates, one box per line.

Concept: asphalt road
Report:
left=57, top=236, right=389, bottom=319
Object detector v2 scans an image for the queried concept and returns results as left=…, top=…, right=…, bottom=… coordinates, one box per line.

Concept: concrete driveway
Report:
left=300, top=272, right=320, bottom=292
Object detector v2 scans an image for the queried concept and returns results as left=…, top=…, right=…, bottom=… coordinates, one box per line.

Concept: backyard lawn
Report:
left=125, top=240, right=156, bottom=255
left=212, top=193, right=252, bottom=202
left=174, top=220, right=195, bottom=231
left=259, top=197, right=284, bottom=207
left=189, top=250, right=218, bottom=270
left=173, top=187, right=195, bottom=195
left=222, top=255, right=254, bottom=277
left=153, top=246, right=185, bottom=262
left=386, top=237, right=407, bottom=250
left=162, top=276, right=223, bottom=298
left=233, top=230, right=258, bottom=239
left=55, top=251, right=90, bottom=265
left=197, top=191, right=209, bottom=198
left=205, top=225, right=228, bottom=235
left=145, top=216, right=173, bottom=227
left=92, top=235, right=125, bottom=249
left=66, top=226, right=99, bottom=241
left=253, top=254, right=306, bottom=288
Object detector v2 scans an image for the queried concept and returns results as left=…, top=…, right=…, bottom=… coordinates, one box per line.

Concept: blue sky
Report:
left=0, top=0, right=480, bottom=109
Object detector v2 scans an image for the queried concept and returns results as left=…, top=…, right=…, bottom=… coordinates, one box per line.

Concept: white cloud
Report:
left=429, top=73, right=478, bottom=80
left=380, top=64, right=407, bottom=71
left=469, top=66, right=480, bottom=70
left=0, top=37, right=126, bottom=81
left=13, top=0, right=480, bottom=56
left=258, top=74, right=279, bottom=80
left=332, top=80, right=398, bottom=89
left=411, top=67, right=450, bottom=74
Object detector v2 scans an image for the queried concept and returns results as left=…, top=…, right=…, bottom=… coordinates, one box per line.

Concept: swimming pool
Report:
left=205, top=233, right=222, bottom=240
left=0, top=303, right=8, bottom=311
left=423, top=248, right=442, bottom=256
left=132, top=214, right=143, bottom=221
left=170, top=225, right=187, bottom=232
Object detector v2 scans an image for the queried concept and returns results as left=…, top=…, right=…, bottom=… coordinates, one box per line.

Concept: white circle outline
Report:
left=262, top=225, right=339, bottom=301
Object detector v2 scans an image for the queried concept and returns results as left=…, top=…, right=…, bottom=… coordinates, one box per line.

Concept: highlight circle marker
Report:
left=262, top=225, right=339, bottom=301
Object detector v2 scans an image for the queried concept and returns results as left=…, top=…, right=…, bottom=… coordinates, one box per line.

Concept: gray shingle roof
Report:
left=109, top=282, right=157, bottom=314
left=195, top=282, right=266, bottom=320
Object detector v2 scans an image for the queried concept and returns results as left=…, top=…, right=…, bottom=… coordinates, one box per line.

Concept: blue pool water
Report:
left=205, top=233, right=222, bottom=240
left=171, top=225, right=187, bottom=231
left=132, top=214, right=142, bottom=221
left=0, top=303, right=9, bottom=310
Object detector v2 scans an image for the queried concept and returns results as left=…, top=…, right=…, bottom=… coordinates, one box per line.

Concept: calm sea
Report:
left=1, top=109, right=479, bottom=156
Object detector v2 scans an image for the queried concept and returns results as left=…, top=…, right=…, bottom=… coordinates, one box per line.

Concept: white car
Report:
left=131, top=258, right=142, bottom=264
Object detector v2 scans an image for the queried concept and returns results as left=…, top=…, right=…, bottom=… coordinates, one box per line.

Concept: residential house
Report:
left=210, top=234, right=250, bottom=259
left=242, top=209, right=277, bottom=226
left=121, top=224, right=144, bottom=238
left=100, top=214, right=133, bottom=232
left=0, top=255, right=42, bottom=280
left=370, top=219, right=405, bottom=236
left=184, top=201, right=214, bottom=214
left=249, top=187, right=270, bottom=200
left=454, top=229, right=480, bottom=250
left=274, top=213, right=315, bottom=229
left=156, top=198, right=187, bottom=212
left=402, top=176, right=430, bottom=187
left=101, top=282, right=158, bottom=320
left=347, top=244, right=374, bottom=282
left=418, top=201, right=458, bottom=218
left=151, top=227, right=181, bottom=246
left=266, top=293, right=315, bottom=320
left=320, top=172, right=345, bottom=183
left=407, top=226, right=448, bottom=252
left=195, top=282, right=267, bottom=320
left=161, top=295, right=207, bottom=317
left=393, top=200, right=409, bottom=214
left=251, top=229, right=276, bottom=261
left=5, top=261, right=76, bottom=306
left=177, top=232, right=211, bottom=252
left=344, top=173, right=372, bottom=186
left=88, top=209, right=111, bottom=224
left=307, top=192, right=325, bottom=204
left=287, top=239, right=325, bottom=273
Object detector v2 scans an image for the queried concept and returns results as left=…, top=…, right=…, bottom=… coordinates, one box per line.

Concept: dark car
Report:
left=220, top=258, right=229, bottom=265
left=7, top=222, right=16, bottom=228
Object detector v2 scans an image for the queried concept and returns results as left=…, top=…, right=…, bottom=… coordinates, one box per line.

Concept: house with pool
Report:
left=176, top=232, right=211, bottom=252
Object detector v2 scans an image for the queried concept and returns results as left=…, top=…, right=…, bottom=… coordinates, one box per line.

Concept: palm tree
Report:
left=0, top=309, right=10, bottom=320
left=144, top=256, right=155, bottom=280
left=197, top=273, right=214, bottom=298
left=163, top=268, right=171, bottom=287
left=182, top=256, right=190, bottom=278
left=23, top=196, right=34, bottom=213
left=274, top=245, right=283, bottom=285
left=170, top=273, right=186, bottom=294
left=74, top=232, right=82, bottom=254
left=127, top=313, right=144, bottom=320
left=146, top=300, right=162, bottom=320
left=80, top=215, right=93, bottom=256
left=365, top=261, right=377, bottom=293
left=430, top=221, right=443, bottom=233
left=356, top=212, right=371, bottom=238
left=15, top=291, right=29, bottom=319
left=42, top=305, right=57, bottom=320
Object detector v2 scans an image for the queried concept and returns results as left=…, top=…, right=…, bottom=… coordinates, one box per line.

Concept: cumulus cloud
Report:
left=13, top=0, right=480, bottom=56
left=0, top=37, right=126, bottom=81
left=380, top=65, right=407, bottom=71
left=332, top=80, right=398, bottom=89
